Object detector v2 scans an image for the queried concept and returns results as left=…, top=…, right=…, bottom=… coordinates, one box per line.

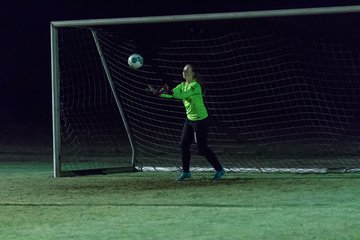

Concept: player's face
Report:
left=182, top=65, right=194, bottom=81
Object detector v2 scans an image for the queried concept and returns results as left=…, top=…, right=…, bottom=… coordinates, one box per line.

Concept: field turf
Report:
left=1, top=161, right=360, bottom=239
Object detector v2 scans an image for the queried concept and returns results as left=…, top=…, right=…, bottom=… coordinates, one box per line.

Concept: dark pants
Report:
left=180, top=117, right=223, bottom=172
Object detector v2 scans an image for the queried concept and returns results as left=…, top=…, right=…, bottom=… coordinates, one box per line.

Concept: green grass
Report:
left=1, top=161, right=360, bottom=239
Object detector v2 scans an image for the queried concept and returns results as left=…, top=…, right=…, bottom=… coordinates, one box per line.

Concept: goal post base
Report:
left=58, top=166, right=138, bottom=177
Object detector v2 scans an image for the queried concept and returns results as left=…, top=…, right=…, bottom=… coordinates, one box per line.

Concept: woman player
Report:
left=149, top=64, right=225, bottom=181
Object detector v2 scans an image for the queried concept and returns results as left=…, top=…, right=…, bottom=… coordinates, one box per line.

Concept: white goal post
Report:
left=51, top=5, right=360, bottom=177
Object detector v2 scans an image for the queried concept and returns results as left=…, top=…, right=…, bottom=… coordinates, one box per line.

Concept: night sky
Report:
left=0, top=0, right=359, bottom=149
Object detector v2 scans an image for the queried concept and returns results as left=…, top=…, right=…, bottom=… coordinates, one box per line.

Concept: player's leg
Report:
left=177, top=119, right=194, bottom=180
left=194, top=118, right=225, bottom=179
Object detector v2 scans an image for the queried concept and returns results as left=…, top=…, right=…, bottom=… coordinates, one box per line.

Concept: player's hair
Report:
left=186, top=64, right=206, bottom=95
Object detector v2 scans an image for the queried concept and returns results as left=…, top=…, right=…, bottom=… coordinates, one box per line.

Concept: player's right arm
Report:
left=161, top=82, right=201, bottom=100
left=147, top=84, right=172, bottom=97
left=159, top=83, right=183, bottom=99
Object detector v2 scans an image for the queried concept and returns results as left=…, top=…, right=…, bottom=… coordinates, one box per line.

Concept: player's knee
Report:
left=197, top=145, right=209, bottom=156
left=180, top=142, right=190, bottom=152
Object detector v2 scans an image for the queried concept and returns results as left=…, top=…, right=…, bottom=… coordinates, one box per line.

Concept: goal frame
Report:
left=51, top=5, right=360, bottom=177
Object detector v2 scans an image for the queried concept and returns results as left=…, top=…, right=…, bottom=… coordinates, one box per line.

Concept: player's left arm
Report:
left=147, top=84, right=171, bottom=95
left=153, top=82, right=201, bottom=99
left=171, top=82, right=201, bottom=100
left=159, top=83, right=180, bottom=99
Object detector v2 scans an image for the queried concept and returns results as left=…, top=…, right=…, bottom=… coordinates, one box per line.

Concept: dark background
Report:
left=0, top=0, right=359, bottom=154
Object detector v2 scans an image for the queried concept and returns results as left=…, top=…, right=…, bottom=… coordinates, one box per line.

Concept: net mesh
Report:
left=56, top=13, right=360, bottom=173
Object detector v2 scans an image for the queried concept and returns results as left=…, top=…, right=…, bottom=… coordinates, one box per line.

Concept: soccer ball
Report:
left=128, top=53, right=144, bottom=69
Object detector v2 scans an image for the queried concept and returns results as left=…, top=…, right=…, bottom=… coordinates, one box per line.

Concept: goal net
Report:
left=51, top=6, right=360, bottom=177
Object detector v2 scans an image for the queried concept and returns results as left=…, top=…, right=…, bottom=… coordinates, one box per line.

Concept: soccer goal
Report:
left=51, top=5, right=360, bottom=177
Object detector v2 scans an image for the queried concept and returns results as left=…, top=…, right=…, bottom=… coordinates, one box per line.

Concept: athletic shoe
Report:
left=212, top=168, right=225, bottom=180
left=176, top=172, right=192, bottom=181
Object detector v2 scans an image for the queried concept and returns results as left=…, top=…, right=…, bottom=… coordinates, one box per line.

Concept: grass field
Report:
left=1, top=160, right=360, bottom=240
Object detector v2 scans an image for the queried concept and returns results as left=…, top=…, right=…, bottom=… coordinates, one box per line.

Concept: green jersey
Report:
left=160, top=81, right=208, bottom=121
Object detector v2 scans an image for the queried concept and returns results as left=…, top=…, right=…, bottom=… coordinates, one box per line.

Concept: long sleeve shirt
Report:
left=160, top=81, right=208, bottom=121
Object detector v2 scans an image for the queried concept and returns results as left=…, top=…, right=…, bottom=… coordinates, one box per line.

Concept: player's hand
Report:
left=159, top=84, right=171, bottom=94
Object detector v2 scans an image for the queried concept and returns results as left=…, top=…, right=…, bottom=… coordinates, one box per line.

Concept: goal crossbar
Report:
left=51, top=5, right=360, bottom=27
